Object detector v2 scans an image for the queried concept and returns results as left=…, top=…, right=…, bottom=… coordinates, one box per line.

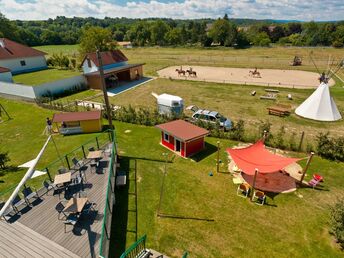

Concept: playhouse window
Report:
left=20, top=60, right=26, bottom=66
left=164, top=132, right=169, bottom=141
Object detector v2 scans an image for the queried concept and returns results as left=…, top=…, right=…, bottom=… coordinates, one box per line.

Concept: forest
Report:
left=0, top=12, right=344, bottom=48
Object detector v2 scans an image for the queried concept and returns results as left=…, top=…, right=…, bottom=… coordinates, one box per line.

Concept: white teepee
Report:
left=295, top=82, right=342, bottom=121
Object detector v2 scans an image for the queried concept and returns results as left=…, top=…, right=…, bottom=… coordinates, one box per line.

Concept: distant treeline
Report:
left=0, top=13, right=343, bottom=48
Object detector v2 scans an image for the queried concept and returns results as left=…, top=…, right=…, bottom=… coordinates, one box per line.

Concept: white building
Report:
left=0, top=67, right=13, bottom=82
left=0, top=38, right=47, bottom=74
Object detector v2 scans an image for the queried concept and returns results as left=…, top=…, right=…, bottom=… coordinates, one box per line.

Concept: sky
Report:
left=1, top=0, right=344, bottom=21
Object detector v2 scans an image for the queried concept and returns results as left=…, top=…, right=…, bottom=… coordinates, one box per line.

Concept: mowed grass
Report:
left=111, top=121, right=344, bottom=258
left=0, top=98, right=104, bottom=199
left=79, top=78, right=344, bottom=142
left=33, top=44, right=344, bottom=76
left=13, top=68, right=81, bottom=86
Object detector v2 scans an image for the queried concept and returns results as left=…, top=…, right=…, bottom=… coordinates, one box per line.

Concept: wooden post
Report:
left=263, top=130, right=268, bottom=142
left=300, top=152, right=315, bottom=183
left=298, top=131, right=305, bottom=152
left=251, top=169, right=259, bottom=201
left=216, top=141, right=220, bottom=173
left=96, top=49, right=113, bottom=129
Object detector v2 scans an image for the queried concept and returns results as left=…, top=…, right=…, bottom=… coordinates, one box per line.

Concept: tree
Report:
left=252, top=32, right=271, bottom=46
left=0, top=152, right=10, bottom=170
left=125, top=21, right=151, bottom=46
left=165, top=28, right=182, bottom=45
left=150, top=20, right=170, bottom=46
left=79, top=26, right=115, bottom=57
left=209, top=18, right=237, bottom=46
left=0, top=12, right=20, bottom=41
left=270, top=25, right=285, bottom=42
left=40, top=30, right=62, bottom=45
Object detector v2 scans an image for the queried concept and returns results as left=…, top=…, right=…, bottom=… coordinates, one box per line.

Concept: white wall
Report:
left=0, top=75, right=87, bottom=99
left=0, top=56, right=47, bottom=74
left=33, top=75, right=87, bottom=97
left=0, top=81, right=35, bottom=99
left=82, top=59, right=98, bottom=74
left=0, top=72, right=13, bottom=82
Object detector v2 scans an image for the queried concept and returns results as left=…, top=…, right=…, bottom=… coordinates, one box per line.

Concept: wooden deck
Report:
left=1, top=151, right=113, bottom=258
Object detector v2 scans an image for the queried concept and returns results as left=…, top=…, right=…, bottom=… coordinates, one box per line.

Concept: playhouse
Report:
left=156, top=120, right=209, bottom=157
left=52, top=110, right=102, bottom=135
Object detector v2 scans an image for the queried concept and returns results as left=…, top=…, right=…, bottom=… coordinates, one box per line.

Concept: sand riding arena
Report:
left=157, top=65, right=335, bottom=89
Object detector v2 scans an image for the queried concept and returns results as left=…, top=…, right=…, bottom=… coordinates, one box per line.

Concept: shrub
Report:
left=274, top=126, right=286, bottom=149
left=316, top=132, right=344, bottom=161
left=0, top=151, right=10, bottom=170
left=289, top=132, right=298, bottom=151
left=229, top=119, right=245, bottom=141
left=330, top=197, right=344, bottom=249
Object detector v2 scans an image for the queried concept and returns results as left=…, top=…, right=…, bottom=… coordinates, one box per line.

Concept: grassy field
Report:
left=0, top=97, right=104, bottom=199
left=110, top=121, right=344, bottom=258
left=12, top=68, right=81, bottom=86
left=34, top=45, right=344, bottom=77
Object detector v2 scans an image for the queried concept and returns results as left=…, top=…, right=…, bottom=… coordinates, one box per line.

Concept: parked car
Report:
left=186, top=106, right=232, bottom=130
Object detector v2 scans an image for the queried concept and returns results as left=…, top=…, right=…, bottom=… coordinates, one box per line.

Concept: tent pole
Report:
left=300, top=152, right=314, bottom=184
left=251, top=168, right=258, bottom=201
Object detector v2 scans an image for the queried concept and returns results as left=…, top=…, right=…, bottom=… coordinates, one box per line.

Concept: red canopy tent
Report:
left=226, top=140, right=301, bottom=175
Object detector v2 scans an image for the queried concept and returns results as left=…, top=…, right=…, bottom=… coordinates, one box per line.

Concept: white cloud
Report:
left=0, top=0, right=343, bottom=21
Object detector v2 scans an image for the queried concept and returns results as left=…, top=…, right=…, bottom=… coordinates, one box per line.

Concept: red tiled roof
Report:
left=82, top=50, right=128, bottom=67
left=52, top=111, right=102, bottom=123
left=156, top=120, right=209, bottom=142
left=0, top=38, right=46, bottom=60
left=0, top=66, right=10, bottom=73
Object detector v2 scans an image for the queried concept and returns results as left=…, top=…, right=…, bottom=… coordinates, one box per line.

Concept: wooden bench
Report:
left=265, top=89, right=280, bottom=93
left=260, top=94, right=276, bottom=100
left=267, top=106, right=291, bottom=117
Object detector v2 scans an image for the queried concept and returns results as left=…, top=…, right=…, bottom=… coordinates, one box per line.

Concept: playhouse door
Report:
left=175, top=139, right=181, bottom=152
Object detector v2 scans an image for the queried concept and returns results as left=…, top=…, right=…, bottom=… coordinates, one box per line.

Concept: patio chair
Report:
left=313, top=174, right=324, bottom=182
left=42, top=179, right=56, bottom=195
left=237, top=183, right=250, bottom=198
left=0, top=202, right=14, bottom=221
left=11, top=195, right=25, bottom=213
left=88, top=147, right=95, bottom=152
left=63, top=213, right=80, bottom=233
left=56, top=200, right=68, bottom=220
left=252, top=190, right=266, bottom=206
left=22, top=187, right=40, bottom=205
left=308, top=178, right=321, bottom=189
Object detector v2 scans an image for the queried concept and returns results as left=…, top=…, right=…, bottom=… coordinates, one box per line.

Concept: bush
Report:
left=274, top=126, right=286, bottom=149
left=330, top=197, right=344, bottom=249
left=316, top=132, right=344, bottom=161
left=0, top=151, right=10, bottom=170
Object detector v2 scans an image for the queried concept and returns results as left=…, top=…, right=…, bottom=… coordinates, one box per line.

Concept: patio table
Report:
left=54, top=172, right=72, bottom=185
left=63, top=197, right=88, bottom=213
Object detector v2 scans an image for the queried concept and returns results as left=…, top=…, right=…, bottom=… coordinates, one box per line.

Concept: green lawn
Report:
left=110, top=121, right=344, bottom=258
left=34, top=44, right=80, bottom=58
left=12, top=68, right=81, bottom=86
left=0, top=97, right=104, bottom=199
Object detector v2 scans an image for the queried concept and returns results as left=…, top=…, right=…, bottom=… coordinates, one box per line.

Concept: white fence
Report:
left=0, top=75, right=87, bottom=100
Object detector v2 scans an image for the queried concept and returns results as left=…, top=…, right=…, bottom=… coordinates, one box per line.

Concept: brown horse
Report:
left=175, top=68, right=186, bottom=76
left=249, top=68, right=261, bottom=78
left=186, top=69, right=197, bottom=77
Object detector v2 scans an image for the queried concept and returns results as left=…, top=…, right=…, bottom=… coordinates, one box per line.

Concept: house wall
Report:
left=0, top=81, right=35, bottom=99
left=129, top=66, right=143, bottom=80
left=0, top=72, right=13, bottom=82
left=86, top=76, right=102, bottom=90
left=181, top=142, right=185, bottom=157
left=80, top=119, right=102, bottom=133
left=33, top=75, right=87, bottom=97
left=161, top=131, right=175, bottom=151
left=185, top=138, right=205, bottom=157
left=0, top=56, right=47, bottom=74
left=0, top=75, right=86, bottom=100
left=82, top=60, right=98, bottom=74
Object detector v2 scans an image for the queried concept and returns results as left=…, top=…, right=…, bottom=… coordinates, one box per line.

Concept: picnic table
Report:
left=267, top=106, right=291, bottom=117
left=54, top=172, right=72, bottom=185
left=63, top=197, right=88, bottom=213
left=265, top=89, right=280, bottom=93
left=87, top=150, right=103, bottom=160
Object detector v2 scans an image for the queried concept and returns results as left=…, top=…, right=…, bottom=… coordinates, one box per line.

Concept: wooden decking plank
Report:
left=4, top=149, right=113, bottom=258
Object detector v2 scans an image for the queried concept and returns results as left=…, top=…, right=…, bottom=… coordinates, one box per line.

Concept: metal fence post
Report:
left=81, top=145, right=86, bottom=159
left=96, top=137, right=100, bottom=149
left=65, top=155, right=70, bottom=169
left=45, top=167, right=52, bottom=181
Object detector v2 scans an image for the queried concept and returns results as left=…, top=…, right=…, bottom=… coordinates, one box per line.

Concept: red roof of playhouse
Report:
left=0, top=38, right=46, bottom=60
left=52, top=111, right=102, bottom=123
left=156, top=120, right=209, bottom=142
left=82, top=50, right=128, bottom=67
left=226, top=140, right=301, bottom=175
left=0, top=66, right=10, bottom=73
